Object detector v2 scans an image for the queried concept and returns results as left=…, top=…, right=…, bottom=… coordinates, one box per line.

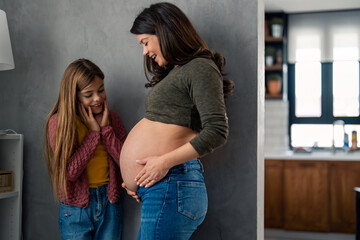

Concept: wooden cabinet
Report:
left=265, top=159, right=360, bottom=233
left=265, top=160, right=284, bottom=228
left=329, top=161, right=360, bottom=233
left=283, top=161, right=329, bottom=232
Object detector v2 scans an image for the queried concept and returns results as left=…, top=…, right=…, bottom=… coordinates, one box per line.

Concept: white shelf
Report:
left=0, top=134, right=22, bottom=140
left=0, top=133, right=23, bottom=240
left=0, top=191, right=19, bottom=200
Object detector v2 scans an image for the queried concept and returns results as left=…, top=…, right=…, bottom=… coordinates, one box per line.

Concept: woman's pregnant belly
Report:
left=120, top=118, right=197, bottom=192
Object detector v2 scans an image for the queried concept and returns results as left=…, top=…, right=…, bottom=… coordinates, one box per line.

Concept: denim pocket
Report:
left=58, top=202, right=92, bottom=237
left=110, top=199, right=123, bottom=218
left=59, top=201, right=80, bottom=222
left=177, top=181, right=208, bottom=220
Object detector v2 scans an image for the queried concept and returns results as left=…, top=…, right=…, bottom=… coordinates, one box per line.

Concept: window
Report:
left=332, top=39, right=359, bottom=117
left=295, top=49, right=321, bottom=117
left=288, top=11, right=360, bottom=148
left=333, top=60, right=359, bottom=117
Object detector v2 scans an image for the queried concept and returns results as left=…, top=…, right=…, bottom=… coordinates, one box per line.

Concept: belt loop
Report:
left=198, top=159, right=204, bottom=173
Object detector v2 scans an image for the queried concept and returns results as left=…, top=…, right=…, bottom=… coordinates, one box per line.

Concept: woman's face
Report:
left=77, top=76, right=106, bottom=115
left=136, top=34, right=168, bottom=67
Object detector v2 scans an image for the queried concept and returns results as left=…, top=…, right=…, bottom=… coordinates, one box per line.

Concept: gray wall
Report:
left=0, top=0, right=264, bottom=239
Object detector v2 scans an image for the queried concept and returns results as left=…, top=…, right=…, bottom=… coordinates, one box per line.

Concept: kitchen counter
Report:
left=265, top=150, right=360, bottom=161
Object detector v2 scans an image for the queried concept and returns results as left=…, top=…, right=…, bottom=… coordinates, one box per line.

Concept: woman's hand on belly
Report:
left=134, top=142, right=200, bottom=188
left=134, top=155, right=171, bottom=188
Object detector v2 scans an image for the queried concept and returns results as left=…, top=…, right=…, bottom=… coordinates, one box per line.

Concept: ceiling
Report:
left=264, top=0, right=360, bottom=13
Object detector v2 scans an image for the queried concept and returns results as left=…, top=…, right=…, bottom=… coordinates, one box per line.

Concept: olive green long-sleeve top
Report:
left=145, top=57, right=228, bottom=157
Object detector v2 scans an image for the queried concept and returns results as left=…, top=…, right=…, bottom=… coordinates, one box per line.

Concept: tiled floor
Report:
left=265, top=229, right=355, bottom=240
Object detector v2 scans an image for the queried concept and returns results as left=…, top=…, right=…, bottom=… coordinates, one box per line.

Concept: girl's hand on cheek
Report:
left=79, top=104, right=100, bottom=131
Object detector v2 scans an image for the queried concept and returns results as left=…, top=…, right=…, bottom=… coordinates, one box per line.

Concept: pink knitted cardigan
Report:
left=48, top=110, right=126, bottom=208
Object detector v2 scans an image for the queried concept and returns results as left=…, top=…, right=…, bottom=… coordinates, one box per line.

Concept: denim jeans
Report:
left=136, top=159, right=208, bottom=240
left=58, top=184, right=122, bottom=240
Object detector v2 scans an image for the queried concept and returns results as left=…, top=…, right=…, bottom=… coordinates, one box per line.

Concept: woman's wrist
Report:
left=160, top=154, right=174, bottom=171
left=161, top=142, right=200, bottom=170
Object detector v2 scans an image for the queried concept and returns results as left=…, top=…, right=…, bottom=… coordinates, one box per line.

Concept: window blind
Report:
left=288, top=10, right=360, bottom=63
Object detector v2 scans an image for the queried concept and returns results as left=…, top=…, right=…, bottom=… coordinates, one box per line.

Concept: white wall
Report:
left=265, top=100, right=289, bottom=153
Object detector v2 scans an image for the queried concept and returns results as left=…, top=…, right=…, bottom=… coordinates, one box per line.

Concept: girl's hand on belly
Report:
left=135, top=155, right=170, bottom=188
left=121, top=182, right=140, bottom=203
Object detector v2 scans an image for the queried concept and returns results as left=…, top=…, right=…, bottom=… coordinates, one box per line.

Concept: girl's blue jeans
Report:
left=58, top=184, right=122, bottom=240
left=136, top=159, right=208, bottom=240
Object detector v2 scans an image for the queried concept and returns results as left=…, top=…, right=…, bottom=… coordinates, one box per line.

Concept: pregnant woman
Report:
left=120, top=2, right=234, bottom=239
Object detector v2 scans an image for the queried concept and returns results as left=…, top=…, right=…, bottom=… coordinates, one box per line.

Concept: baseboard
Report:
left=265, top=228, right=355, bottom=240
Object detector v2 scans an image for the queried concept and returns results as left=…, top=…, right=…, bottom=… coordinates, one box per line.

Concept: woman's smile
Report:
left=136, top=34, right=168, bottom=67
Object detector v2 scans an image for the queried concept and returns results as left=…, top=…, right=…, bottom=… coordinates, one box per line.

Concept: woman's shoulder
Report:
left=179, top=57, right=221, bottom=80
left=183, top=57, right=220, bottom=74
left=186, top=57, right=213, bottom=66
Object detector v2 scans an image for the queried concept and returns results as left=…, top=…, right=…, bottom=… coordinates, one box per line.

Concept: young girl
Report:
left=45, top=58, right=126, bottom=240
left=121, top=2, right=234, bottom=239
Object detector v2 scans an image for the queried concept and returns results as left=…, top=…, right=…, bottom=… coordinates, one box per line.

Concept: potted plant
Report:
left=266, top=73, right=282, bottom=95
left=265, top=46, right=276, bottom=66
left=270, top=17, right=283, bottom=38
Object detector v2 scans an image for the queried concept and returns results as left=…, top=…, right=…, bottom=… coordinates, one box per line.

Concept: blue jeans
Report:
left=137, top=159, right=208, bottom=240
left=58, top=184, right=122, bottom=240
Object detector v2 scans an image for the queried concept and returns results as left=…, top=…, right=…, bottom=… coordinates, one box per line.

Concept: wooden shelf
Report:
left=265, top=93, right=283, bottom=99
left=265, top=12, right=287, bottom=101
left=265, top=36, right=283, bottom=42
left=265, top=64, right=283, bottom=71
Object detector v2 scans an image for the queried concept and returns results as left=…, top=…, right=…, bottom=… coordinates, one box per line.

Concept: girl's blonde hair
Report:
left=45, top=58, right=104, bottom=200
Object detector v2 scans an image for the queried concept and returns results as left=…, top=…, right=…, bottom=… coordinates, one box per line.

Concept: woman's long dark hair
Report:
left=130, top=2, right=234, bottom=99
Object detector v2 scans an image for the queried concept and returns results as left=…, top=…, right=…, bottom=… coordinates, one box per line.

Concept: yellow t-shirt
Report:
left=76, top=117, right=109, bottom=188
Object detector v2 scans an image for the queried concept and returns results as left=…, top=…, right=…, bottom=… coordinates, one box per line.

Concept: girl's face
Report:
left=136, top=34, right=168, bottom=67
left=77, top=76, right=106, bottom=115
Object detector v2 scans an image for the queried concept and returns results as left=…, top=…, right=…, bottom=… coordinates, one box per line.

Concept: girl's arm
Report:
left=101, top=110, right=126, bottom=166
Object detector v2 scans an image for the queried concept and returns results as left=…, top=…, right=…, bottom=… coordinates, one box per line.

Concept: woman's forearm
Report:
left=161, top=142, right=200, bottom=170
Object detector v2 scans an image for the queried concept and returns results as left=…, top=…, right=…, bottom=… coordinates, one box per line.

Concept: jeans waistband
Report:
left=89, top=184, right=108, bottom=196
left=169, top=159, right=203, bottom=173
